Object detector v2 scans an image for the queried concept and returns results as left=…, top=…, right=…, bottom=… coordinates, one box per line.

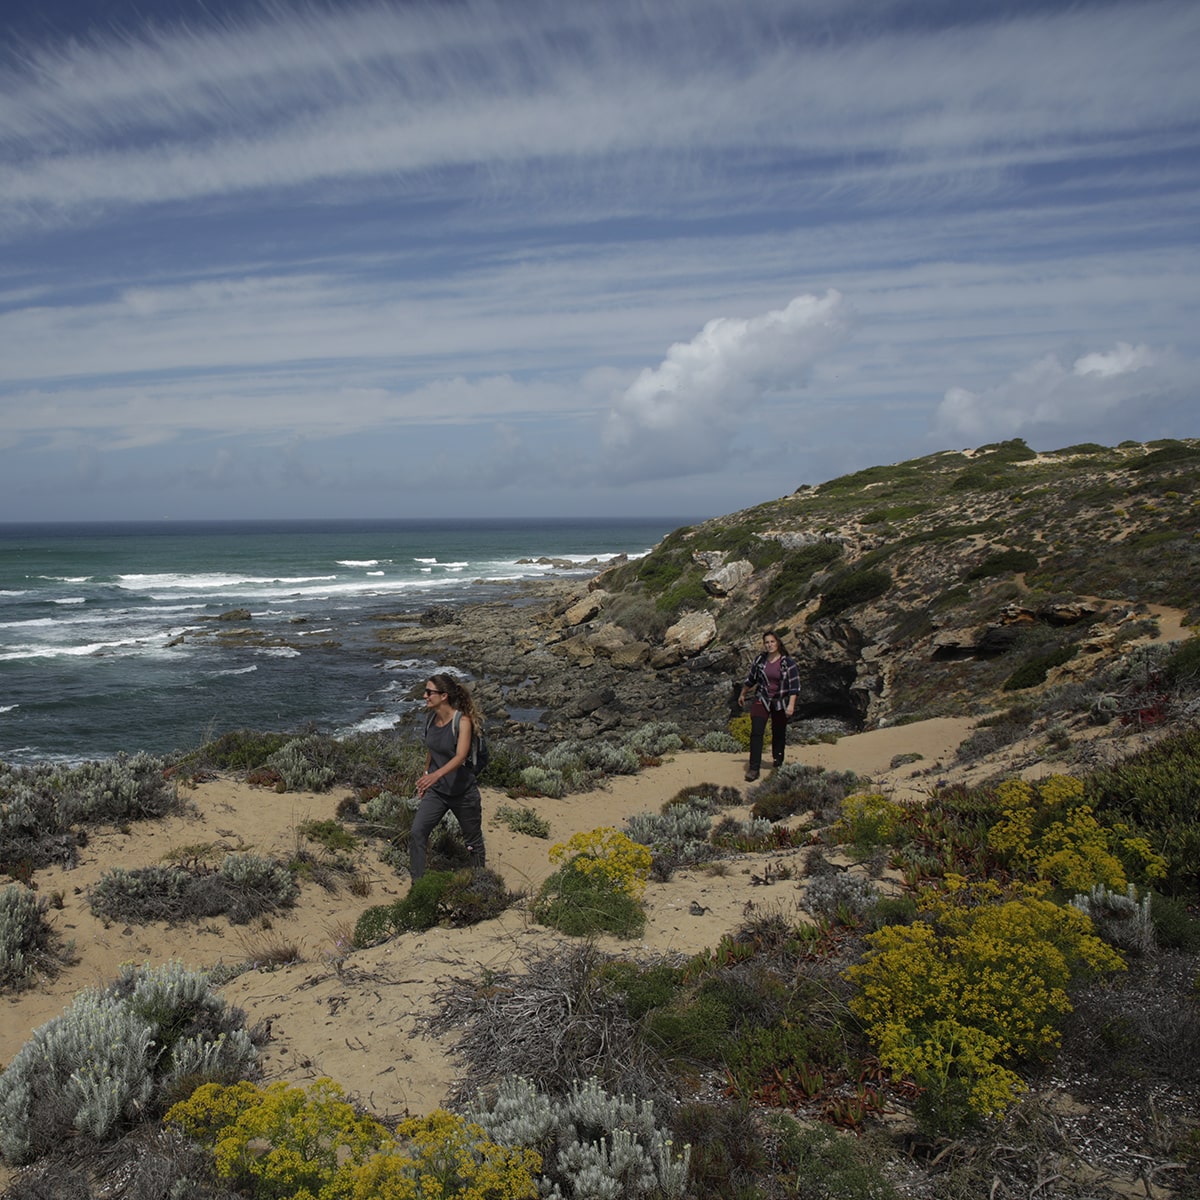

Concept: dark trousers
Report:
left=409, top=783, right=485, bottom=880
left=749, top=701, right=789, bottom=771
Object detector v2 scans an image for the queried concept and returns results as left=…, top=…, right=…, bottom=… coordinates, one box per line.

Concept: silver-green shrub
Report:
left=622, top=722, right=683, bottom=758
left=0, top=884, right=60, bottom=991
left=467, top=1075, right=690, bottom=1200
left=265, top=736, right=337, bottom=791
left=544, top=740, right=640, bottom=780
left=695, top=731, right=741, bottom=752
left=52, top=752, right=178, bottom=824
left=625, top=808, right=715, bottom=864
left=362, top=789, right=419, bottom=826
left=0, top=962, right=257, bottom=1165
left=1071, top=882, right=1155, bottom=955
left=802, top=872, right=880, bottom=919
left=520, top=765, right=567, bottom=799
left=217, top=853, right=298, bottom=902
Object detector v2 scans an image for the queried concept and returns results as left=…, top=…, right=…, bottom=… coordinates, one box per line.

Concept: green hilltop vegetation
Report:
left=601, top=436, right=1200, bottom=723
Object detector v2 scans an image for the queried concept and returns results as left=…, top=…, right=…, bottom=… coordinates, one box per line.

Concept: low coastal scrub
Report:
left=466, top=1075, right=689, bottom=1200
left=533, top=827, right=652, bottom=939
left=176, top=730, right=427, bottom=793
left=512, top=722, right=686, bottom=798
left=165, top=1078, right=541, bottom=1200
left=749, top=763, right=864, bottom=824
left=0, top=752, right=180, bottom=878
left=0, top=882, right=73, bottom=992
left=89, top=853, right=299, bottom=926
left=0, top=961, right=259, bottom=1166
left=353, top=867, right=515, bottom=946
left=848, top=881, right=1125, bottom=1133
left=495, top=804, right=551, bottom=838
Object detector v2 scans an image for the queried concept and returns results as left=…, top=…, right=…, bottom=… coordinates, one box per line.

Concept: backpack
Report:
left=427, top=710, right=490, bottom=778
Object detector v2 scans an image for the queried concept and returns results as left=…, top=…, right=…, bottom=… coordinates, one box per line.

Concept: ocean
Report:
left=0, top=518, right=689, bottom=765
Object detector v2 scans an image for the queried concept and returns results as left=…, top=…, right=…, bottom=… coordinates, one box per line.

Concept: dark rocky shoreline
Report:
left=372, top=575, right=750, bottom=752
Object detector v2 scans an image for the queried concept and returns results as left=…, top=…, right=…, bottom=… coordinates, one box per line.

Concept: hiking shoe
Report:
left=744, top=769, right=759, bottom=782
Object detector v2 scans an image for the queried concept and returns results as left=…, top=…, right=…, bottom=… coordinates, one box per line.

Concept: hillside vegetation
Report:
left=597, top=436, right=1199, bottom=727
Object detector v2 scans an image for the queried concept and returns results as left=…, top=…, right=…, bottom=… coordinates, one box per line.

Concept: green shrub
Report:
left=496, top=804, right=551, bottom=838
left=1150, top=891, right=1200, bottom=951
left=1082, top=724, right=1200, bottom=893
left=1002, top=644, right=1077, bottom=690
left=779, top=1120, right=901, bottom=1200
left=749, top=764, right=863, bottom=823
left=296, top=817, right=357, bottom=853
left=179, top=730, right=292, bottom=773
left=533, top=858, right=646, bottom=938
left=808, top=567, right=892, bottom=623
left=0, top=962, right=257, bottom=1165
left=477, top=740, right=533, bottom=791
left=353, top=868, right=513, bottom=946
left=1164, top=637, right=1200, bottom=688
left=966, top=548, right=1040, bottom=580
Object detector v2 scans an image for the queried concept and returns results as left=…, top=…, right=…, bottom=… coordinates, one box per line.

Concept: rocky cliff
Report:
left=377, top=438, right=1199, bottom=751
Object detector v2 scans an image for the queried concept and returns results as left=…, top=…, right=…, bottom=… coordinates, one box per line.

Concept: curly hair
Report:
left=427, top=672, right=483, bottom=726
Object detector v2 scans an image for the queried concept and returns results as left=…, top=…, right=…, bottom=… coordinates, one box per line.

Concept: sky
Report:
left=1, top=0, right=1197, bottom=522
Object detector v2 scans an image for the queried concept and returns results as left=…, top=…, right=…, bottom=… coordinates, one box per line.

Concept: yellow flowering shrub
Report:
left=167, top=1082, right=540, bottom=1200
left=987, top=776, right=1166, bottom=892
left=548, top=827, right=652, bottom=900
left=847, top=888, right=1124, bottom=1132
left=325, top=1111, right=540, bottom=1200
left=166, top=1079, right=389, bottom=1199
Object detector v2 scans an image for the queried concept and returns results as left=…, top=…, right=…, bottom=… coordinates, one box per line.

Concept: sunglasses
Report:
left=423, top=687, right=444, bottom=696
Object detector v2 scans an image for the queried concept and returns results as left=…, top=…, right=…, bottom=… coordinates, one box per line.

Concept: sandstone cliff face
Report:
left=376, top=439, right=1199, bottom=748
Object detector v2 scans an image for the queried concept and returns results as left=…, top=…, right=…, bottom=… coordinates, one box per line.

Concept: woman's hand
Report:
left=416, top=771, right=435, bottom=796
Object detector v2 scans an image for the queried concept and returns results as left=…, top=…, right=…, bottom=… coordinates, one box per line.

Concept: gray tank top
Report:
left=425, top=713, right=470, bottom=796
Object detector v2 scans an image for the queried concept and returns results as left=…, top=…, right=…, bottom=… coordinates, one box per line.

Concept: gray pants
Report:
left=409, top=783, right=485, bottom=880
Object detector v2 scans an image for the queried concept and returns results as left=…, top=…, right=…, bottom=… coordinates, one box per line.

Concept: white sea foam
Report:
left=217, top=665, right=258, bottom=676
left=367, top=571, right=384, bottom=577
left=337, top=559, right=381, bottom=567
left=255, top=646, right=301, bottom=658
left=339, top=711, right=403, bottom=735
left=55, top=597, right=87, bottom=605
left=414, top=557, right=437, bottom=564
left=0, top=704, right=17, bottom=713
left=0, top=637, right=145, bottom=661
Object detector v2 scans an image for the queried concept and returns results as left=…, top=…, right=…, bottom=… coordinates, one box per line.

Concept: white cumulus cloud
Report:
left=935, top=340, right=1164, bottom=441
left=602, top=291, right=851, bottom=481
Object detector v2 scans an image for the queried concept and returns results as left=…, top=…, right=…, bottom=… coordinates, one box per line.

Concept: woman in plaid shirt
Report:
left=738, top=631, right=800, bottom=781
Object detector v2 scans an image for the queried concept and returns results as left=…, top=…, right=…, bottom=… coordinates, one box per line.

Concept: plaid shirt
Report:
left=743, top=652, right=800, bottom=711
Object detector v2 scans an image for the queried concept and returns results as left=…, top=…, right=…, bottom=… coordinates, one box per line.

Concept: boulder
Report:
left=611, top=641, right=651, bottom=668
left=564, top=590, right=607, bottom=626
left=664, top=610, right=717, bottom=654
left=703, top=559, right=754, bottom=597
left=562, top=687, right=615, bottom=718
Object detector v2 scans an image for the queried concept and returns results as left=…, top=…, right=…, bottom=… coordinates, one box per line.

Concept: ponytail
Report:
left=427, top=672, right=482, bottom=726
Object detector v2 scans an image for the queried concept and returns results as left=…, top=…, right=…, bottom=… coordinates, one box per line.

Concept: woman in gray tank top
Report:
left=409, top=673, right=486, bottom=880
